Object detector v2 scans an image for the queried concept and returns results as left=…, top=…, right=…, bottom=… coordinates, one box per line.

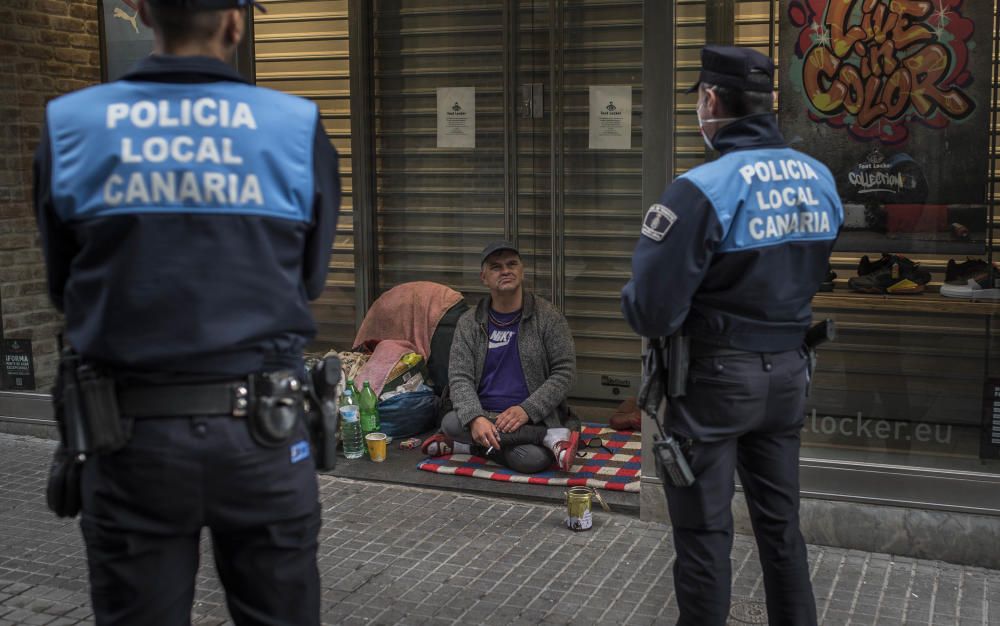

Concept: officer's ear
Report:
left=702, top=87, right=719, bottom=117
left=221, top=8, right=246, bottom=48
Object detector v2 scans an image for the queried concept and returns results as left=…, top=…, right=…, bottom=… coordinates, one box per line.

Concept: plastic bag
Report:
left=377, top=384, right=439, bottom=438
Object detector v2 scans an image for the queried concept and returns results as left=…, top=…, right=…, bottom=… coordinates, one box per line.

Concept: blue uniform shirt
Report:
left=621, top=114, right=843, bottom=352
left=34, top=55, right=341, bottom=380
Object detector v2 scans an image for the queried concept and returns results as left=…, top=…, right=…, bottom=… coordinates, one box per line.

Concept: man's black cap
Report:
left=686, top=45, right=774, bottom=94
left=480, top=240, right=519, bottom=266
left=146, top=0, right=267, bottom=12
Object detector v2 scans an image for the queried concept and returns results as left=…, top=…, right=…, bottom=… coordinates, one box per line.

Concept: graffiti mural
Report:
left=779, top=0, right=992, bottom=231
left=788, top=0, right=976, bottom=144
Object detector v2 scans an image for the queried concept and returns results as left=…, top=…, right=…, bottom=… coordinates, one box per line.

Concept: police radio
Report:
left=653, top=434, right=696, bottom=488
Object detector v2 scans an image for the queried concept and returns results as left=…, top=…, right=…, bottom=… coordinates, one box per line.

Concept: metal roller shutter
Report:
left=253, top=0, right=357, bottom=351
left=372, top=2, right=506, bottom=293
left=554, top=0, right=643, bottom=400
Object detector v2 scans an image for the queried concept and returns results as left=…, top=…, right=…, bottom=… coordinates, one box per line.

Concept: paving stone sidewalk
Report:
left=1, top=433, right=999, bottom=625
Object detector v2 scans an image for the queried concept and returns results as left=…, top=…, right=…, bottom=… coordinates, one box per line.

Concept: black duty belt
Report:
left=117, top=380, right=251, bottom=419
left=690, top=342, right=800, bottom=359
left=689, top=342, right=755, bottom=359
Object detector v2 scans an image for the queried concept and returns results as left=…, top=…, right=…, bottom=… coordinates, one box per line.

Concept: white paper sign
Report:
left=437, top=87, right=475, bottom=148
left=589, top=86, right=632, bottom=150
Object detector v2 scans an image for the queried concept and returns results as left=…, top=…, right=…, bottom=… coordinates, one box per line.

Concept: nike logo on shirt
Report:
left=489, top=330, right=514, bottom=349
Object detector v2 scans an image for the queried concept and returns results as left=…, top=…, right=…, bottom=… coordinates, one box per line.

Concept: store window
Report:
left=677, top=0, right=1000, bottom=477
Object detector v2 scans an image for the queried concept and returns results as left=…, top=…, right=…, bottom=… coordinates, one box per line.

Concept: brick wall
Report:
left=0, top=1, right=101, bottom=391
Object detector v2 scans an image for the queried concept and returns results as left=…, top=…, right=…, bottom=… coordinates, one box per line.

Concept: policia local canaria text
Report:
left=101, top=98, right=263, bottom=207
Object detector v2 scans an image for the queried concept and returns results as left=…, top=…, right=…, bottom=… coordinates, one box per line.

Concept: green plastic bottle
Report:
left=358, top=381, right=381, bottom=444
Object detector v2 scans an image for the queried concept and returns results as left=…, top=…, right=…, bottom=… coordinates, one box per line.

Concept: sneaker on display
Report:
left=944, top=258, right=990, bottom=284
left=857, top=253, right=895, bottom=276
left=848, top=254, right=932, bottom=295
left=940, top=259, right=1000, bottom=300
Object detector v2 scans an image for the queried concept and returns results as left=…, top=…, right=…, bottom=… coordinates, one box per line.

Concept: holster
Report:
left=47, top=347, right=82, bottom=518
left=46, top=343, right=133, bottom=518
left=248, top=370, right=305, bottom=448
left=46, top=443, right=84, bottom=518
left=803, top=319, right=836, bottom=398
left=666, top=334, right=690, bottom=399
left=306, top=355, right=342, bottom=470
left=637, top=337, right=667, bottom=417
left=76, top=364, right=128, bottom=454
left=47, top=345, right=127, bottom=517
left=637, top=333, right=691, bottom=416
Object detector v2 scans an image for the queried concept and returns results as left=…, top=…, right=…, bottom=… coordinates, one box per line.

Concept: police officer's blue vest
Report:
left=46, top=81, right=317, bottom=224
left=680, top=148, right=843, bottom=251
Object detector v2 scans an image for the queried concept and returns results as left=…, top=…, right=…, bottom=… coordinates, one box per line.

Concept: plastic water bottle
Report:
left=338, top=380, right=359, bottom=458
left=358, top=381, right=381, bottom=442
left=339, top=405, right=364, bottom=459
left=339, top=380, right=356, bottom=412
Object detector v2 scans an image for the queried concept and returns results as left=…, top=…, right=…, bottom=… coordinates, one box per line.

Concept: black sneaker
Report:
left=857, top=253, right=894, bottom=276
left=945, top=258, right=990, bottom=284
left=941, top=259, right=1000, bottom=300
left=848, top=254, right=931, bottom=294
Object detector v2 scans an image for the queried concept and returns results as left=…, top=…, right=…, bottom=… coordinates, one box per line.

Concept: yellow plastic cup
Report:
left=365, top=433, right=388, bottom=462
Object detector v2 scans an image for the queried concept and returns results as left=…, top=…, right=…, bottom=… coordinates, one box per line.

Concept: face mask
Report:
left=696, top=94, right=741, bottom=151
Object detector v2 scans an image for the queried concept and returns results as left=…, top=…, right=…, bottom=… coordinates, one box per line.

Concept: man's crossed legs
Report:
left=424, top=411, right=577, bottom=474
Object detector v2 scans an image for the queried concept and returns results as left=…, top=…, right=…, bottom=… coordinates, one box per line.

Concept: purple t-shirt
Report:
left=477, top=308, right=530, bottom=412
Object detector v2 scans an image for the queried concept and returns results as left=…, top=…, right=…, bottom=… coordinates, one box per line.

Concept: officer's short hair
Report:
left=704, top=82, right=773, bottom=118
left=146, top=4, right=227, bottom=44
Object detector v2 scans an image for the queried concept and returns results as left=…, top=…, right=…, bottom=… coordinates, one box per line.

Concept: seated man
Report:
left=422, top=241, right=579, bottom=473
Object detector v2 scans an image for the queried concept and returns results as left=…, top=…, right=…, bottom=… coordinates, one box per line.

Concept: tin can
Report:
left=565, top=487, right=593, bottom=531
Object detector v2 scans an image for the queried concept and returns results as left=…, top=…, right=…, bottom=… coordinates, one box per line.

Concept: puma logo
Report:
left=113, top=6, right=139, bottom=34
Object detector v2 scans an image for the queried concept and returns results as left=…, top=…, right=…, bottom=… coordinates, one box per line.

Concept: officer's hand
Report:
left=471, top=416, right=501, bottom=449
left=495, top=406, right=529, bottom=433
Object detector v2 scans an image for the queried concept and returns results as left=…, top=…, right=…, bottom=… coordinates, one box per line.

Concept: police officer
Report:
left=621, top=46, right=843, bottom=626
left=34, top=0, right=340, bottom=623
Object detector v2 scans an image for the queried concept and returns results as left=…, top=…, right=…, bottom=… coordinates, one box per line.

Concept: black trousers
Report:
left=440, top=410, right=553, bottom=474
left=663, top=348, right=817, bottom=626
left=80, top=415, right=321, bottom=626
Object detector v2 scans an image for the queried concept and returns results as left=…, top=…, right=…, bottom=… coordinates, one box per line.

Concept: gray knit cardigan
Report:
left=448, top=292, right=578, bottom=430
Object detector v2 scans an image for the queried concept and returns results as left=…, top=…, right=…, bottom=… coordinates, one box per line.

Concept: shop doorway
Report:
left=366, top=0, right=646, bottom=419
